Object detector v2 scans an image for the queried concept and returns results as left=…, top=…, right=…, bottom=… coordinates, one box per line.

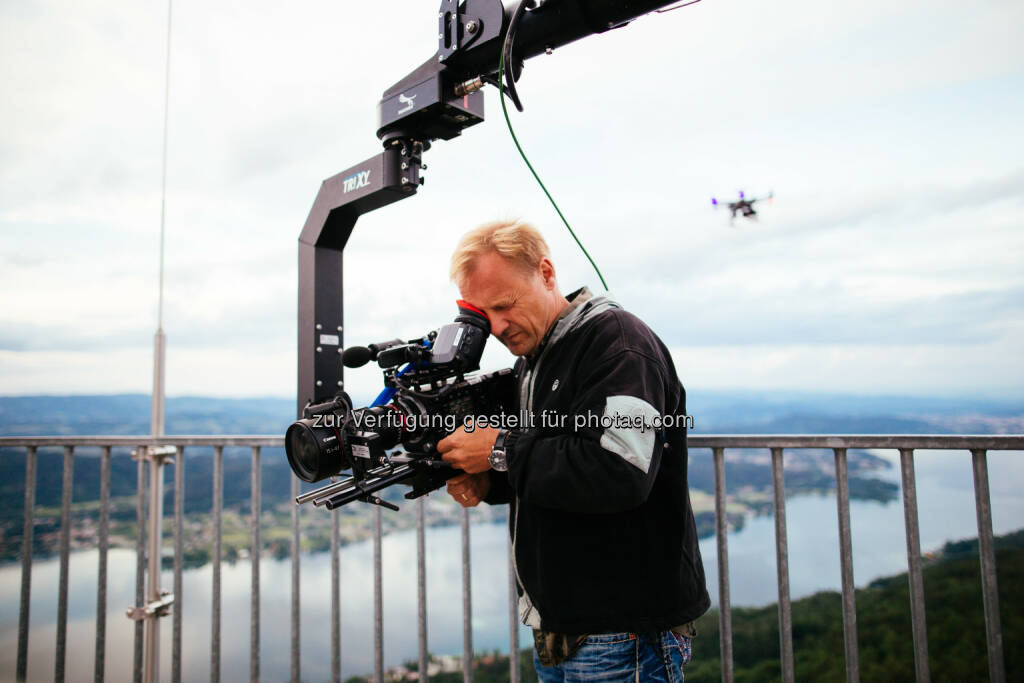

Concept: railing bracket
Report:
left=131, top=445, right=177, bottom=464
left=126, top=591, right=174, bottom=621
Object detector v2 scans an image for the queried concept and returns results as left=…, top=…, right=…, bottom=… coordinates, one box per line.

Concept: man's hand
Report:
left=438, top=425, right=499, bottom=474
left=446, top=472, right=491, bottom=508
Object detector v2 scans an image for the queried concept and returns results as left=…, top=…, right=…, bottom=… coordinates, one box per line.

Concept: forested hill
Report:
left=343, top=530, right=1024, bottom=682
left=685, top=529, right=1024, bottom=682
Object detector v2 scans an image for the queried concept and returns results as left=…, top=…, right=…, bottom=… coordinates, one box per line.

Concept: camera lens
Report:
left=285, top=418, right=347, bottom=482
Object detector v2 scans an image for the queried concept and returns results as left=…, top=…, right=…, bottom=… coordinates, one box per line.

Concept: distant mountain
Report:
left=2, top=392, right=1019, bottom=562
left=1, top=391, right=1021, bottom=438
left=685, top=389, right=1024, bottom=434
left=0, top=394, right=294, bottom=437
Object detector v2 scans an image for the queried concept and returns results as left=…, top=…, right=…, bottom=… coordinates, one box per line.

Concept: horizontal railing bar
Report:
left=2, top=434, right=1022, bottom=450
left=689, top=435, right=1024, bottom=450
left=0, top=436, right=284, bottom=447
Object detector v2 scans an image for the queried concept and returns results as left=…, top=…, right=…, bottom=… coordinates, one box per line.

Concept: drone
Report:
left=711, top=191, right=773, bottom=223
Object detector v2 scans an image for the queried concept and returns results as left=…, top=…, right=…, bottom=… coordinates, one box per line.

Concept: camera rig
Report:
left=298, top=0, right=683, bottom=417
left=286, top=302, right=516, bottom=510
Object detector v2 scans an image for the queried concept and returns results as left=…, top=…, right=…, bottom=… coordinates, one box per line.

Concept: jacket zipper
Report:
left=510, top=339, right=555, bottom=626
left=509, top=296, right=605, bottom=627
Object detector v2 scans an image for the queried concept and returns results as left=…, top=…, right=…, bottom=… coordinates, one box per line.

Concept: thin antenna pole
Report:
left=158, top=0, right=172, bottom=330
left=151, top=0, right=172, bottom=439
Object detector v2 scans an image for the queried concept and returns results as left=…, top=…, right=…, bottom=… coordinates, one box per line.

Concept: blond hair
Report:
left=449, top=219, right=551, bottom=287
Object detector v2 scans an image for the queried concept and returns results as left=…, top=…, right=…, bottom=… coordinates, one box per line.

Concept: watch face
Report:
left=489, top=449, right=508, bottom=471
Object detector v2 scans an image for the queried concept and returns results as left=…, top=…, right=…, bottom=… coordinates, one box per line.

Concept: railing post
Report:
left=833, top=448, right=859, bottom=683
left=331, top=504, right=341, bottom=683
left=417, top=497, right=428, bottom=683
left=127, top=446, right=175, bottom=683
left=133, top=455, right=145, bottom=683
left=899, top=448, right=930, bottom=683
left=770, top=447, right=794, bottom=683
left=172, top=446, right=184, bottom=683
left=971, top=449, right=1005, bottom=683
left=291, top=474, right=302, bottom=683
left=508, top=537, right=520, bottom=683
left=146, top=451, right=161, bottom=683
left=211, top=445, right=223, bottom=683
left=462, top=507, right=474, bottom=683
left=95, top=446, right=112, bottom=683
left=251, top=446, right=262, bottom=683
left=55, top=445, right=74, bottom=683
left=713, top=447, right=733, bottom=683
left=374, top=506, right=384, bottom=683
left=16, top=446, right=37, bottom=683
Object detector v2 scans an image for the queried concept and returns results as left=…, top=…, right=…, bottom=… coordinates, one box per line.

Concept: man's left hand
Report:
left=438, top=425, right=499, bottom=474
left=446, top=472, right=491, bottom=507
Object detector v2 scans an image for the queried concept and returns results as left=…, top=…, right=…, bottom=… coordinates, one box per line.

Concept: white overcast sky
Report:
left=1, top=0, right=1022, bottom=402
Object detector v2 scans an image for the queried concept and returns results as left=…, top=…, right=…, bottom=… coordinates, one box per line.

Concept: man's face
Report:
left=459, top=251, right=559, bottom=357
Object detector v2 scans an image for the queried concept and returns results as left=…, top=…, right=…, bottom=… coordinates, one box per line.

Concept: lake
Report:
left=1, top=448, right=1022, bottom=681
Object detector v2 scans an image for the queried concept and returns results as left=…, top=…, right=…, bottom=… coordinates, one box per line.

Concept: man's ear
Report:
left=538, top=257, right=557, bottom=289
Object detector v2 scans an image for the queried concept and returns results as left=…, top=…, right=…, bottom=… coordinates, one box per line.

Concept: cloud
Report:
left=1, top=0, right=1022, bottom=397
left=669, top=323, right=1024, bottom=399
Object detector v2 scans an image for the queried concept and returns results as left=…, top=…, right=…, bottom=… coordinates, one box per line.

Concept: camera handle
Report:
left=353, top=483, right=401, bottom=512
left=309, top=453, right=456, bottom=511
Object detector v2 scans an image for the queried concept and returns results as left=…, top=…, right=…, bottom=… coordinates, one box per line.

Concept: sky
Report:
left=1, top=0, right=1022, bottom=403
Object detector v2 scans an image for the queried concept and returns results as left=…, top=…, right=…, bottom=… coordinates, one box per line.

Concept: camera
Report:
left=286, top=301, right=516, bottom=510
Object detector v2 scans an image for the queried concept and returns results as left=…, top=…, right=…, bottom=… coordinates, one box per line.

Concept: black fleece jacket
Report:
left=485, top=290, right=710, bottom=635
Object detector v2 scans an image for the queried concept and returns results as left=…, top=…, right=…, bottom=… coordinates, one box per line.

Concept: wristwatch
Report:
left=488, top=429, right=510, bottom=472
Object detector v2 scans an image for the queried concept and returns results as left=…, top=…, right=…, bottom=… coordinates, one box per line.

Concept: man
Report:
left=438, top=220, right=709, bottom=682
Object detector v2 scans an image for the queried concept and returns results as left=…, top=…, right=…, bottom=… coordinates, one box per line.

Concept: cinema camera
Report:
left=286, top=301, right=516, bottom=511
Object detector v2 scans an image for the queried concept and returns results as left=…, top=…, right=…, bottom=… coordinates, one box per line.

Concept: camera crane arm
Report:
left=298, top=0, right=682, bottom=415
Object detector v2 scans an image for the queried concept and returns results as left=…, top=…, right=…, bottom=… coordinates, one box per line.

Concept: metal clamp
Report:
left=126, top=591, right=174, bottom=621
left=131, top=445, right=177, bottom=464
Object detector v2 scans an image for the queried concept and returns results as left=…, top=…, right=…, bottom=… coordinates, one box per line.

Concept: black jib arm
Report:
left=297, top=0, right=681, bottom=415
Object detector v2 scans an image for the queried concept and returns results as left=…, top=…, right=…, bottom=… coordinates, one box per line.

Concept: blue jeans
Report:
left=533, top=631, right=692, bottom=682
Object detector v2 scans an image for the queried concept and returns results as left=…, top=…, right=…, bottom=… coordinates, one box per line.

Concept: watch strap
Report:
left=490, top=429, right=513, bottom=472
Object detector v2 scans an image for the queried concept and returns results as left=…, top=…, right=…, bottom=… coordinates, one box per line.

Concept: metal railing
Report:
left=1, top=434, right=1020, bottom=683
